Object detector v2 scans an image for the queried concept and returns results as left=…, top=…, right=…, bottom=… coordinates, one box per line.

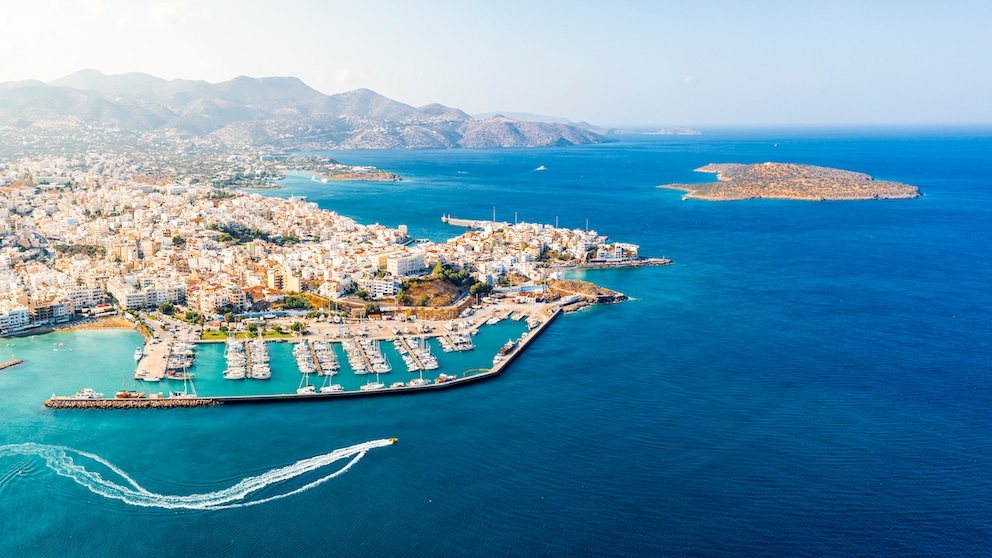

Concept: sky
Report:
left=2, top=0, right=990, bottom=127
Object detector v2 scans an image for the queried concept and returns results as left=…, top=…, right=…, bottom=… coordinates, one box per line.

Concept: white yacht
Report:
left=74, top=388, right=103, bottom=399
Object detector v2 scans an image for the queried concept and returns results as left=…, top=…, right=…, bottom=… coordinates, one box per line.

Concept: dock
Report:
left=44, top=309, right=561, bottom=409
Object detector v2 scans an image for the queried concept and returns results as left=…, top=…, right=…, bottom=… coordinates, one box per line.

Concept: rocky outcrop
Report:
left=660, top=163, right=921, bottom=201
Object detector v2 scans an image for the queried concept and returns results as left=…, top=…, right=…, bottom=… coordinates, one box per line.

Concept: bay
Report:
left=1, top=128, right=990, bottom=556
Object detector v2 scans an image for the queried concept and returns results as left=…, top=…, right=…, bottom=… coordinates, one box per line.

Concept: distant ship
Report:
left=535, top=165, right=547, bottom=171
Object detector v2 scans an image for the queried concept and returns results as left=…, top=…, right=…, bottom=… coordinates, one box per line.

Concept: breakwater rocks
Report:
left=660, top=162, right=922, bottom=201
left=0, top=359, right=24, bottom=371
left=44, top=397, right=219, bottom=409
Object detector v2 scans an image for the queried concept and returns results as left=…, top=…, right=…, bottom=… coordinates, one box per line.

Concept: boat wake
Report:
left=0, top=439, right=395, bottom=510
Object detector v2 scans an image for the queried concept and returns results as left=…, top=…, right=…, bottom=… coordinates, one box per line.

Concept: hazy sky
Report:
left=2, top=0, right=990, bottom=126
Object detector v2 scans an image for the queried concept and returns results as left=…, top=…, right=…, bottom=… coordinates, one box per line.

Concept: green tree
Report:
left=247, top=323, right=258, bottom=333
left=364, top=302, right=381, bottom=314
left=158, top=301, right=175, bottom=315
left=470, top=282, right=493, bottom=296
left=290, top=322, right=306, bottom=334
left=172, top=236, right=186, bottom=248
left=224, top=312, right=234, bottom=323
left=355, top=289, right=369, bottom=300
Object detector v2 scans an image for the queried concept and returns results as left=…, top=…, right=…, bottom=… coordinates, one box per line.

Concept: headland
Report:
left=660, top=163, right=922, bottom=201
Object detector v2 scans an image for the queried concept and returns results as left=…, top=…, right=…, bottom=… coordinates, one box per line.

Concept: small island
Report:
left=659, top=163, right=921, bottom=201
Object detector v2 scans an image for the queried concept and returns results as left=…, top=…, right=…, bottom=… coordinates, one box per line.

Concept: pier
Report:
left=44, top=308, right=561, bottom=409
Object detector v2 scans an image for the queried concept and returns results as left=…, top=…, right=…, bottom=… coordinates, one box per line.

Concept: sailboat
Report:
left=297, top=370, right=316, bottom=395
left=116, top=369, right=146, bottom=399
left=360, top=370, right=385, bottom=391
left=319, top=371, right=344, bottom=393
left=170, top=370, right=197, bottom=399
left=407, top=365, right=429, bottom=387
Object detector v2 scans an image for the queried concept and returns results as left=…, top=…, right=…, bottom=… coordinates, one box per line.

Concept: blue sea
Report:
left=1, top=128, right=990, bottom=556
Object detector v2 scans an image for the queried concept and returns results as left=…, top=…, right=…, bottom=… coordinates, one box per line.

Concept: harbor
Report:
left=43, top=306, right=561, bottom=409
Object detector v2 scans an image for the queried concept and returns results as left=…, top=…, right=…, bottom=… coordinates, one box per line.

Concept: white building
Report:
left=386, top=252, right=425, bottom=277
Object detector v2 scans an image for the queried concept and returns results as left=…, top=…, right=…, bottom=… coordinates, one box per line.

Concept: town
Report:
left=0, top=151, right=652, bottom=337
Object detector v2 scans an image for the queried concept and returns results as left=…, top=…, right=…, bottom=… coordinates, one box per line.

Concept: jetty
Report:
left=0, top=357, right=24, bottom=371
left=43, top=309, right=561, bottom=409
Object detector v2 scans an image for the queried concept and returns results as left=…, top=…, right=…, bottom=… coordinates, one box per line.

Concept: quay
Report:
left=44, top=308, right=561, bottom=409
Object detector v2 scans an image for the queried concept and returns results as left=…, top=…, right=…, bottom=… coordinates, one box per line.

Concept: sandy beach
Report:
left=54, top=316, right=134, bottom=332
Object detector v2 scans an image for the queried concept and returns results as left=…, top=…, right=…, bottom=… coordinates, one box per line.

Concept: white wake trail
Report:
left=0, top=439, right=395, bottom=510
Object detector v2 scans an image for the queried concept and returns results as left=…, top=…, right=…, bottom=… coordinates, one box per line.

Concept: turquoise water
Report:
left=2, top=129, right=991, bottom=556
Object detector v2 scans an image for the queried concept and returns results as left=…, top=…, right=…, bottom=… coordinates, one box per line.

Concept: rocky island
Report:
left=660, top=163, right=921, bottom=201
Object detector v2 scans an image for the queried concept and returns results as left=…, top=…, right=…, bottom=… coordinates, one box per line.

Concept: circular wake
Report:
left=0, top=439, right=395, bottom=510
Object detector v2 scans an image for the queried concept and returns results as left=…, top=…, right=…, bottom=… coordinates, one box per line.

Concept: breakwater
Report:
left=0, top=358, right=24, bottom=371
left=44, top=397, right=218, bottom=409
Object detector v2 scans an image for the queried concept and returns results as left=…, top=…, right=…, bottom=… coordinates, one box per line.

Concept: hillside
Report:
left=0, top=70, right=611, bottom=150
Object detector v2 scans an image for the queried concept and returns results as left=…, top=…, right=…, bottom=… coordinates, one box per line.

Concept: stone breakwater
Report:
left=44, top=398, right=219, bottom=409
left=0, top=359, right=24, bottom=371
left=660, top=162, right=922, bottom=201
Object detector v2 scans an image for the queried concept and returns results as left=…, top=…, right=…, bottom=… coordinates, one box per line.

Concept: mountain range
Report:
left=0, top=70, right=610, bottom=150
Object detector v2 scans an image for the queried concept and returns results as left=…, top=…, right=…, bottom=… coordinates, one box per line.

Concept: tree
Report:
left=224, top=312, right=234, bottom=323
left=355, top=289, right=369, bottom=300
left=172, top=236, right=186, bottom=248
left=290, top=322, right=306, bottom=334
left=364, top=301, right=381, bottom=314
left=158, top=302, right=175, bottom=315
left=470, top=282, right=493, bottom=296
left=433, top=262, right=445, bottom=276
left=247, top=323, right=258, bottom=333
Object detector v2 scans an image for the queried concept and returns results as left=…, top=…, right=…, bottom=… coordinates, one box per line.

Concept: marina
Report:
left=44, top=308, right=560, bottom=408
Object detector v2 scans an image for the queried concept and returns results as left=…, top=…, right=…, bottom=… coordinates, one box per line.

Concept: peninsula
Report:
left=660, top=163, right=921, bottom=201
